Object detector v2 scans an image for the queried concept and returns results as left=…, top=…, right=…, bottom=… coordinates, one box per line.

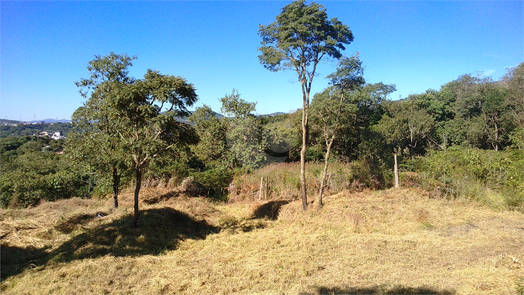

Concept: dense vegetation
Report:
left=1, top=61, right=523, bottom=212
left=0, top=136, right=91, bottom=208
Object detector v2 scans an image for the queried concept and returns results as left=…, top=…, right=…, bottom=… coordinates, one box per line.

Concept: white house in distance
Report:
left=38, top=131, right=65, bottom=140
left=51, top=132, right=64, bottom=140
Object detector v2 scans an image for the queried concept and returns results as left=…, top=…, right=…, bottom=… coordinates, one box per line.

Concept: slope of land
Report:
left=1, top=188, right=523, bottom=294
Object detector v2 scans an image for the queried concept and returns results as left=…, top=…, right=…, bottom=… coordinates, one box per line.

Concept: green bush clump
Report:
left=407, top=147, right=523, bottom=211
left=349, top=158, right=393, bottom=190
left=0, top=169, right=90, bottom=208
left=190, top=167, right=235, bottom=201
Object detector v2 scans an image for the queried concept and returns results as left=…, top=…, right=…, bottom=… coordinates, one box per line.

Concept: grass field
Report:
left=1, top=187, right=523, bottom=294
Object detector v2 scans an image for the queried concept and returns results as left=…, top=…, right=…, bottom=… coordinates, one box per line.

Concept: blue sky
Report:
left=1, top=1, right=523, bottom=121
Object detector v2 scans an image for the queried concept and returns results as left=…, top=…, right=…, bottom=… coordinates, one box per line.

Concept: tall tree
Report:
left=258, top=0, right=353, bottom=210
left=310, top=54, right=364, bottom=208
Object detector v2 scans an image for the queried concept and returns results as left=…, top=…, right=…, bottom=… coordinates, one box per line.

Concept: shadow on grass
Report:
left=301, top=285, right=455, bottom=295
left=253, top=200, right=291, bottom=220
left=1, top=245, right=50, bottom=280
left=55, top=213, right=102, bottom=234
left=142, top=191, right=179, bottom=205
left=1, top=207, right=218, bottom=280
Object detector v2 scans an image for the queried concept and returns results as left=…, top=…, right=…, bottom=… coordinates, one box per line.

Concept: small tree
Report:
left=376, top=98, right=435, bottom=158
left=220, top=89, right=266, bottom=170
left=258, top=0, right=353, bottom=210
left=109, top=70, right=199, bottom=227
left=68, top=52, right=136, bottom=208
left=310, top=54, right=364, bottom=208
left=188, top=105, right=230, bottom=168
left=73, top=53, right=199, bottom=227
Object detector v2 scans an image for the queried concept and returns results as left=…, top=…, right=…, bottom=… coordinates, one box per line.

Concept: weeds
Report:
left=229, top=161, right=352, bottom=202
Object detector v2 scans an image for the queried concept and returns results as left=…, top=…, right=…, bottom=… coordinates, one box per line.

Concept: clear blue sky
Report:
left=1, top=1, right=523, bottom=121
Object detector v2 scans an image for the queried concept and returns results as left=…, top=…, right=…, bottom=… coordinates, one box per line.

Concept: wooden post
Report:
left=394, top=154, right=399, bottom=188
left=259, top=177, right=264, bottom=200
left=265, top=175, right=269, bottom=200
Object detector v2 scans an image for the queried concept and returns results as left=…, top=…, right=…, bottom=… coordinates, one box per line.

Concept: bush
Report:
left=191, top=167, right=235, bottom=201
left=348, top=158, right=393, bottom=190
left=407, top=148, right=524, bottom=211
left=0, top=169, right=91, bottom=208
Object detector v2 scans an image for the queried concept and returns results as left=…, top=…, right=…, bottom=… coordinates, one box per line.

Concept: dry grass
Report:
left=2, top=188, right=523, bottom=294
left=229, top=161, right=352, bottom=202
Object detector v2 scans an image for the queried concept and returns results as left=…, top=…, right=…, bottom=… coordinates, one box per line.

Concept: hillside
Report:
left=1, top=188, right=523, bottom=294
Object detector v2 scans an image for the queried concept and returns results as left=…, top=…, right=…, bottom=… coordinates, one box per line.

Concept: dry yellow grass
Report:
left=1, top=188, right=523, bottom=294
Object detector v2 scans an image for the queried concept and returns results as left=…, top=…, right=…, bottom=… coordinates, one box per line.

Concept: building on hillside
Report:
left=38, top=131, right=65, bottom=140
left=51, top=132, right=64, bottom=140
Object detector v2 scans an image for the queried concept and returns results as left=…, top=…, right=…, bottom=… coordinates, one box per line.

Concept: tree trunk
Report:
left=318, top=135, right=334, bottom=209
left=112, top=168, right=120, bottom=209
left=394, top=154, right=399, bottom=188
left=132, top=168, right=142, bottom=228
left=300, top=107, right=308, bottom=211
left=494, top=120, right=499, bottom=151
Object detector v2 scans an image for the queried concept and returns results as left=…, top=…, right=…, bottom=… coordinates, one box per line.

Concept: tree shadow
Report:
left=51, top=208, right=219, bottom=262
left=1, top=208, right=218, bottom=279
left=301, top=285, right=455, bottom=295
left=142, top=191, right=180, bottom=205
left=1, top=244, right=50, bottom=280
left=253, top=200, right=291, bottom=220
left=55, top=212, right=104, bottom=234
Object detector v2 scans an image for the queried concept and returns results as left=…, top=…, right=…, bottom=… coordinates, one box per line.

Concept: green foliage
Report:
left=190, top=167, right=235, bottom=201
left=263, top=118, right=298, bottom=157
left=407, top=148, right=523, bottom=211
left=146, top=156, right=190, bottom=186
left=226, top=116, right=266, bottom=170
left=258, top=0, right=353, bottom=73
left=330, top=82, right=395, bottom=161
left=189, top=105, right=230, bottom=168
left=220, top=89, right=256, bottom=119
left=0, top=139, right=92, bottom=208
left=375, top=97, right=435, bottom=157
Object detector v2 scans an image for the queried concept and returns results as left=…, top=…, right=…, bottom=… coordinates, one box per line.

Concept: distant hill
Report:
left=29, top=119, right=71, bottom=124
left=260, top=112, right=286, bottom=117
left=0, top=118, right=71, bottom=125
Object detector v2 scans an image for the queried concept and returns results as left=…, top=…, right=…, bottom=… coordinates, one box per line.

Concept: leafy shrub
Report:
left=191, top=167, right=235, bottom=201
left=0, top=169, right=91, bottom=208
left=348, top=158, right=393, bottom=190
left=407, top=147, right=523, bottom=211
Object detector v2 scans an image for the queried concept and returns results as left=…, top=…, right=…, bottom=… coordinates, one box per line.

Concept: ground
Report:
left=1, top=188, right=523, bottom=294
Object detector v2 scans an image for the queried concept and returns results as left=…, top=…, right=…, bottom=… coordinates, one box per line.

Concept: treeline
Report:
left=375, top=65, right=524, bottom=156
left=0, top=122, right=73, bottom=138
left=1, top=55, right=522, bottom=213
